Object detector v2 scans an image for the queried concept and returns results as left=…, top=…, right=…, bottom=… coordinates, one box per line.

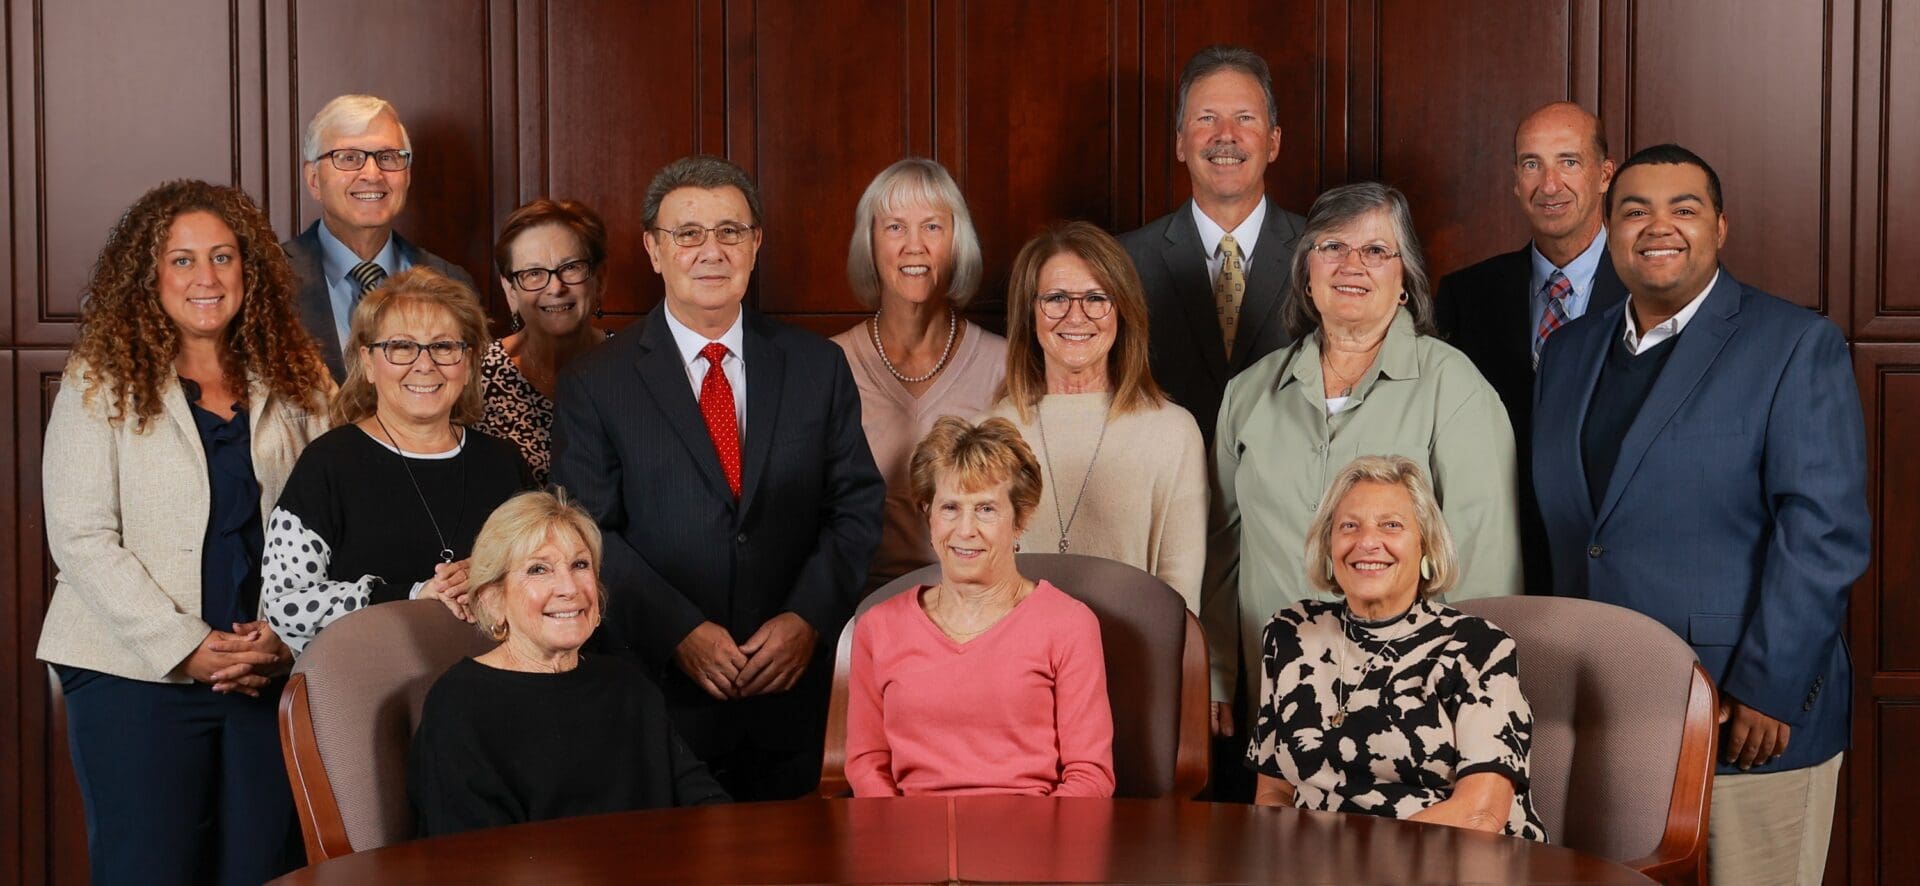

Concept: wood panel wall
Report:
left=2, top=1, right=1912, bottom=883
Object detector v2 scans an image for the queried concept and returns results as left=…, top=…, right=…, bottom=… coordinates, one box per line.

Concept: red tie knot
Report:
left=701, top=342, right=730, bottom=364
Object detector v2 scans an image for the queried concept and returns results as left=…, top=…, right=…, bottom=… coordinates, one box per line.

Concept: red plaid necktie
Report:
left=1533, top=271, right=1572, bottom=368
left=698, top=342, right=742, bottom=498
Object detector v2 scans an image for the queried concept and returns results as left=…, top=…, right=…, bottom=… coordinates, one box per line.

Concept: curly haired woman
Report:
left=37, top=179, right=331, bottom=884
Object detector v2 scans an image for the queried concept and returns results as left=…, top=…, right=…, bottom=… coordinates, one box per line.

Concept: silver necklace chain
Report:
left=869, top=307, right=957, bottom=384
left=374, top=414, right=464, bottom=564
left=1035, top=397, right=1109, bottom=555
left=1329, top=605, right=1416, bottom=727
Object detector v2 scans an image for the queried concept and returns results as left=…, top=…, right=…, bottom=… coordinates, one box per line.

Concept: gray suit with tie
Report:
left=281, top=220, right=476, bottom=381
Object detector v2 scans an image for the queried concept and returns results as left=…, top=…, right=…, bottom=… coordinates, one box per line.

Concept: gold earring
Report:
left=1419, top=556, right=1432, bottom=581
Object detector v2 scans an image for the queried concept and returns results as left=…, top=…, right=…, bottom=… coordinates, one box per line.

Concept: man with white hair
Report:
left=283, top=94, right=475, bottom=380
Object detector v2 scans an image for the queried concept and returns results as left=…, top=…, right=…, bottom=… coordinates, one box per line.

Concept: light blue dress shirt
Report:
left=1526, top=226, right=1609, bottom=337
left=314, top=222, right=410, bottom=349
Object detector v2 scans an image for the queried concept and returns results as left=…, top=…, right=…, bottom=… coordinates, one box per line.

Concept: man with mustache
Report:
left=284, top=94, right=476, bottom=381
left=1118, top=44, right=1305, bottom=802
left=1532, top=144, right=1867, bottom=886
left=1434, top=102, right=1628, bottom=595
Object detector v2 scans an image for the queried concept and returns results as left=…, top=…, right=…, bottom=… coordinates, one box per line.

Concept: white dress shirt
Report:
left=1623, top=270, right=1719, bottom=355
left=661, top=305, right=747, bottom=432
left=1192, top=196, right=1270, bottom=285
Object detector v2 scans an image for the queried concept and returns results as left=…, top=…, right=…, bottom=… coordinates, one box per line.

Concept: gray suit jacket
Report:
left=1118, top=200, right=1306, bottom=443
left=282, top=220, right=477, bottom=381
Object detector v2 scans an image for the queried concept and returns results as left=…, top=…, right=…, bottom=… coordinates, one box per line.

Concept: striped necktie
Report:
left=348, top=260, right=388, bottom=295
left=1533, top=271, right=1572, bottom=368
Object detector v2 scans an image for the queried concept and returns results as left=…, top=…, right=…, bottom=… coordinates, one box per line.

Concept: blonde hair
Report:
left=1000, top=221, right=1166, bottom=422
left=908, top=416, right=1044, bottom=534
left=845, top=158, right=982, bottom=309
left=468, top=490, right=605, bottom=642
left=329, top=267, right=489, bottom=427
left=1302, top=455, right=1458, bottom=599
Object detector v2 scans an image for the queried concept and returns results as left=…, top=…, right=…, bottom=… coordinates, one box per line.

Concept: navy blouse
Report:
left=180, top=378, right=264, bottom=631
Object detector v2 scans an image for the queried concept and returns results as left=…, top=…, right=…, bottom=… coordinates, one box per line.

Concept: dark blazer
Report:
left=281, top=220, right=477, bottom=381
left=1435, top=245, right=1628, bottom=594
left=551, top=304, right=884, bottom=755
left=1119, top=200, right=1306, bottom=442
left=1532, top=270, right=1868, bottom=774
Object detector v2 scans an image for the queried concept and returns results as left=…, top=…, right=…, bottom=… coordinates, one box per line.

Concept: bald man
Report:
left=1434, top=101, right=1627, bottom=594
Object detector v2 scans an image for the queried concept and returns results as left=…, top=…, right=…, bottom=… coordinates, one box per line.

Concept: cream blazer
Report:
left=37, top=361, right=330, bottom=682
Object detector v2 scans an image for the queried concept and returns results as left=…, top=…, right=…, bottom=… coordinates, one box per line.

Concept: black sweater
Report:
left=408, top=655, right=730, bottom=836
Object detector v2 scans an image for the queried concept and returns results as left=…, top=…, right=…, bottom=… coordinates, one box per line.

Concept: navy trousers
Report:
left=56, top=666, right=303, bottom=886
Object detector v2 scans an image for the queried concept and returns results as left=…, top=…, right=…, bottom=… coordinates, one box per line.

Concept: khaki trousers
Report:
left=1708, top=752, right=1843, bottom=886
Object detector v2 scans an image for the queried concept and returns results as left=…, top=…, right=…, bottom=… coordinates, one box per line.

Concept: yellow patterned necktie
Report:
left=1215, top=233, right=1246, bottom=357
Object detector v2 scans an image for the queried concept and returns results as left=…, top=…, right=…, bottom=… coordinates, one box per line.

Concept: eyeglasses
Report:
left=652, top=223, right=757, bottom=248
left=1309, top=240, right=1402, bottom=269
left=931, top=501, right=1006, bottom=525
left=367, top=339, right=470, bottom=366
left=1035, top=290, right=1115, bottom=320
left=509, top=259, right=594, bottom=291
left=315, top=148, right=414, bottom=172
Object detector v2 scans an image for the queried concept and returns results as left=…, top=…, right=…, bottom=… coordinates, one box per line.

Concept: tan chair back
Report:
left=1456, top=596, right=1715, bottom=885
left=277, top=600, right=494, bottom=862
left=822, top=554, right=1209, bottom=799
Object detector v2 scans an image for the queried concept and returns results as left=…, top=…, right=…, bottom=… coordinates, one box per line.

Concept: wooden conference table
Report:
left=273, top=796, right=1652, bottom=884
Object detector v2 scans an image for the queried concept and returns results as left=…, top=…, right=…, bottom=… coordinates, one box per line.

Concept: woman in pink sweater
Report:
left=846, top=416, right=1115, bottom=797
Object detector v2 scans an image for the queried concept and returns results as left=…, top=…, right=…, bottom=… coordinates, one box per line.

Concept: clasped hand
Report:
left=181, top=621, right=290, bottom=697
left=1719, top=695, right=1791, bottom=769
left=415, top=559, right=475, bottom=622
left=674, top=613, right=817, bottom=701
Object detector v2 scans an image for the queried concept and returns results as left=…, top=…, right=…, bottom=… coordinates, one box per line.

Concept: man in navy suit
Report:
left=1435, top=102, right=1628, bottom=594
left=1533, top=144, right=1868, bottom=885
left=552, top=155, right=883, bottom=800
left=281, top=94, right=475, bottom=380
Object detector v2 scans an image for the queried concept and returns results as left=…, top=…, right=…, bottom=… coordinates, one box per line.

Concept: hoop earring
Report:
left=487, top=620, right=508, bottom=642
left=1419, top=556, right=1433, bottom=581
left=1397, top=292, right=1409, bottom=305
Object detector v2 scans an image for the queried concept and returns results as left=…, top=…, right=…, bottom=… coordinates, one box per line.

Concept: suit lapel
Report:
left=1230, top=206, right=1302, bottom=368
left=1500, top=249, right=1537, bottom=371
left=1560, top=301, right=1619, bottom=518
left=1593, top=272, right=1742, bottom=528
left=737, top=312, right=785, bottom=519
left=1590, top=247, right=1630, bottom=315
left=289, top=224, right=347, bottom=380
left=1160, top=204, right=1230, bottom=387
left=634, top=312, right=735, bottom=504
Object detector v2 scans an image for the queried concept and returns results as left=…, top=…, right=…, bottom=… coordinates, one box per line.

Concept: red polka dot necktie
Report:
left=698, top=342, right=742, bottom=498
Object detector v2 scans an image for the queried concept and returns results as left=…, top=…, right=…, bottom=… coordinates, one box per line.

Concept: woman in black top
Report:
left=409, top=490, right=728, bottom=835
left=264, top=268, right=534, bottom=656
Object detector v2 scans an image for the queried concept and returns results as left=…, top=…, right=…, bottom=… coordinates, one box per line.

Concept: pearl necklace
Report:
left=870, top=307, right=957, bottom=384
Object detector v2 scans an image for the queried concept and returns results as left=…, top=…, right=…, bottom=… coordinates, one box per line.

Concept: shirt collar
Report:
left=1528, top=225, right=1609, bottom=296
left=661, top=303, right=747, bottom=368
left=1623, top=269, right=1720, bottom=351
left=315, top=221, right=400, bottom=286
left=1192, top=195, right=1269, bottom=261
left=1279, top=308, right=1421, bottom=393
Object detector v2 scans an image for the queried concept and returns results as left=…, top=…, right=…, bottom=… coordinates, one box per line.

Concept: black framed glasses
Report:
left=510, top=259, right=594, bottom=291
left=368, top=339, right=470, bottom=366
left=652, top=223, right=757, bottom=248
left=1035, top=290, right=1115, bottom=320
left=1309, top=240, right=1401, bottom=269
left=316, top=148, right=414, bottom=172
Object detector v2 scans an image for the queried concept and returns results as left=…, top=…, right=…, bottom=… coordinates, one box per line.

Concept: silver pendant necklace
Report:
left=374, top=414, right=465, bottom=564
left=1035, top=397, right=1109, bottom=554
left=869, top=307, right=957, bottom=384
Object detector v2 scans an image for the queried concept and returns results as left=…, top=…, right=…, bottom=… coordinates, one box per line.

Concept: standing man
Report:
left=1534, top=144, right=1868, bottom=885
left=283, top=94, right=475, bottom=381
left=1435, top=101, right=1627, bottom=594
left=1119, top=44, right=1305, bottom=800
left=552, top=155, right=884, bottom=800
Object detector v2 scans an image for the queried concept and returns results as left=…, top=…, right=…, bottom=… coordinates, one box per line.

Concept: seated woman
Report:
left=846, top=416, right=1114, bottom=797
left=409, top=490, right=727, bottom=836
left=263, top=269, right=535, bottom=655
left=1247, top=455, right=1545, bottom=839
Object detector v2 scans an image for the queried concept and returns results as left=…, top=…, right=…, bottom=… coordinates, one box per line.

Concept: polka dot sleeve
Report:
left=260, top=506, right=383, bottom=657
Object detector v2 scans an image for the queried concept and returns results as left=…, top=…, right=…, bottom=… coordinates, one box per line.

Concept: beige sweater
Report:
left=984, top=393, right=1208, bottom=612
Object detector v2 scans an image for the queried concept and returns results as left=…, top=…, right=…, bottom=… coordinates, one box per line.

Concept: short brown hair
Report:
left=1001, top=221, right=1166, bottom=422
left=330, top=267, right=490, bottom=427
left=493, top=198, right=609, bottom=280
left=909, top=416, right=1044, bottom=534
left=1302, top=455, right=1459, bottom=599
left=642, top=155, right=763, bottom=229
left=468, top=490, right=605, bottom=642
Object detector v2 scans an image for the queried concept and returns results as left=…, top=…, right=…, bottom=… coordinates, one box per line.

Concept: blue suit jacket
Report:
left=1532, top=269, right=1868, bottom=774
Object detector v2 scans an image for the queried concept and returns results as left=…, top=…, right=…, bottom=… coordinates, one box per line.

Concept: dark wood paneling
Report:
left=1864, top=360, right=1920, bottom=671
left=743, top=0, right=920, bottom=316
left=1624, top=0, right=1831, bottom=315
left=0, top=351, right=15, bottom=880
left=1376, top=1, right=1575, bottom=275
left=1854, top=0, right=1919, bottom=339
left=1875, top=701, right=1920, bottom=877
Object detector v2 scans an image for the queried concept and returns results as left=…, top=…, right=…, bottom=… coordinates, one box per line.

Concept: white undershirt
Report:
left=661, top=305, right=748, bottom=431
left=1623, top=270, right=1719, bottom=355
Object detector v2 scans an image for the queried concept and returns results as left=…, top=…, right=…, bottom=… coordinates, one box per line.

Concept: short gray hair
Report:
left=1303, top=455, right=1458, bottom=600
left=642, top=155, right=764, bottom=229
left=302, top=94, right=410, bottom=162
left=1175, top=45, right=1279, bottom=131
left=845, top=158, right=983, bottom=309
left=469, top=490, right=606, bottom=643
left=1279, top=182, right=1435, bottom=340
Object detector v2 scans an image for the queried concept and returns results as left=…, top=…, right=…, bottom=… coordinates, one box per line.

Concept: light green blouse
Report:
left=1203, top=308, right=1522, bottom=703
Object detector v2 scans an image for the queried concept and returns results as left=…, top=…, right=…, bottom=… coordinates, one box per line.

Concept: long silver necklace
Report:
left=1329, top=603, right=1415, bottom=727
left=374, top=414, right=464, bottom=564
left=869, top=307, right=957, bottom=384
left=1035, top=397, right=1110, bottom=554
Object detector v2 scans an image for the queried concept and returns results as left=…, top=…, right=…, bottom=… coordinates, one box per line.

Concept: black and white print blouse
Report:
left=475, top=339, right=556, bottom=486
left=1245, top=596, right=1548, bottom=841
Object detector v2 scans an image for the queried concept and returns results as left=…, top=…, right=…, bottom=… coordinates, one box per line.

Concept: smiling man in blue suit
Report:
left=1532, top=144, right=1868, bottom=886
